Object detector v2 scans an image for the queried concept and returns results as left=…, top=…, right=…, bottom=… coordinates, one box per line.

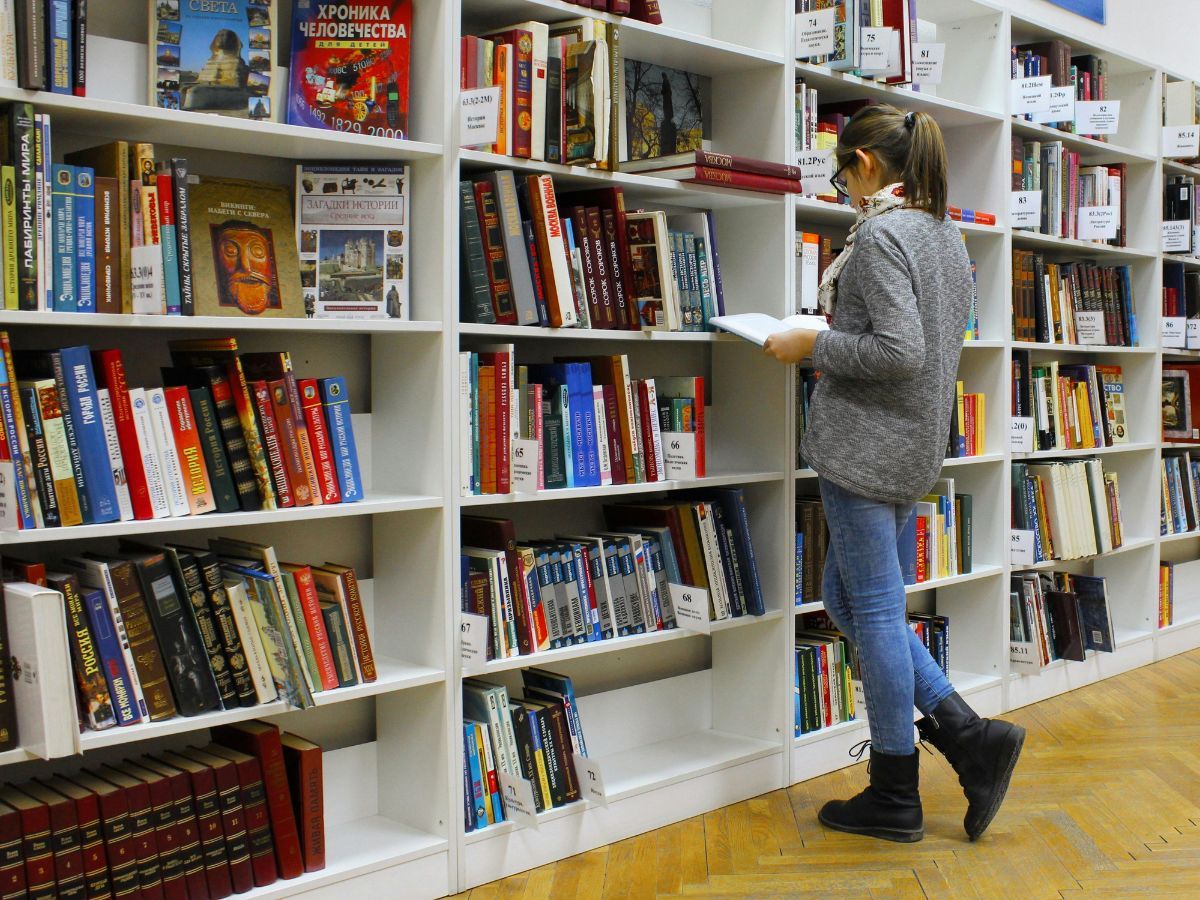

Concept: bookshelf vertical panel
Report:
left=377, top=683, right=453, bottom=840
left=710, top=0, right=790, bottom=60
left=372, top=508, right=447, bottom=671
left=370, top=333, right=446, bottom=494
left=936, top=11, right=1008, bottom=114
left=710, top=616, right=786, bottom=748
left=1094, top=542, right=1157, bottom=641
left=707, top=343, right=789, bottom=474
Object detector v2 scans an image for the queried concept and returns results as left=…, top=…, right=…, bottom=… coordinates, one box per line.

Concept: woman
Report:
left=765, top=105, right=1023, bottom=844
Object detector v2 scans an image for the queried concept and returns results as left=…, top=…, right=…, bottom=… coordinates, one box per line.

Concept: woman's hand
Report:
left=763, top=328, right=821, bottom=364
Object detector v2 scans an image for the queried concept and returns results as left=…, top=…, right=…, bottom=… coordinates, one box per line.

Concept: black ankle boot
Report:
left=915, top=691, right=1025, bottom=841
left=817, top=745, right=923, bottom=843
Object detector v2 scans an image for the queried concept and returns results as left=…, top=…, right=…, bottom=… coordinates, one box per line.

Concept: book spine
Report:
left=46, top=0, right=68, bottom=92
left=473, top=181, right=518, bottom=324
left=252, top=380, right=294, bottom=509
left=268, top=379, right=312, bottom=507
left=284, top=744, right=324, bottom=872
left=336, top=568, right=376, bottom=682
left=458, top=181, right=496, bottom=324
left=81, top=587, right=140, bottom=725
left=232, top=758, right=276, bottom=887
left=292, top=569, right=339, bottom=692
left=195, top=560, right=256, bottom=708
left=74, top=165, right=94, bottom=311
left=96, top=388, right=134, bottom=521
left=189, top=387, right=239, bottom=513
left=147, top=386, right=192, bottom=517
left=8, top=104, right=36, bottom=308
left=200, top=370, right=259, bottom=510
left=51, top=164, right=76, bottom=311
left=319, top=377, right=363, bottom=502
left=298, top=379, right=340, bottom=504
left=156, top=172, right=182, bottom=315
left=226, top=579, right=278, bottom=705
left=58, top=346, right=120, bottom=522
left=209, top=763, right=252, bottom=894
left=93, top=176, right=119, bottom=312
left=128, top=387, right=172, bottom=518
left=56, top=576, right=115, bottom=731
left=17, top=386, right=59, bottom=528
left=2, top=166, right=16, bottom=311
left=13, top=2, right=43, bottom=90
left=71, top=0, right=84, bottom=95
left=170, top=159, right=194, bottom=315
left=688, top=165, right=804, bottom=193
left=0, top=808, right=25, bottom=896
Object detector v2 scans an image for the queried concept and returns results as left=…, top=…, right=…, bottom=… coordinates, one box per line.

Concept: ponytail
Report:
left=836, top=104, right=949, bottom=220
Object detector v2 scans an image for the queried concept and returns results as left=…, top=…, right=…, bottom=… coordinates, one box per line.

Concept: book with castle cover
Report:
left=187, top=176, right=303, bottom=318
left=149, top=0, right=278, bottom=120
left=286, top=0, right=411, bottom=139
left=295, top=165, right=409, bottom=319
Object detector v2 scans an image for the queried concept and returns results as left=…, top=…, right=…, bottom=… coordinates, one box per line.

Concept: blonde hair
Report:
left=836, top=104, right=948, bottom=219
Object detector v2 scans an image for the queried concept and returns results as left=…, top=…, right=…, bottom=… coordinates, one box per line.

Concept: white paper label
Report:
left=1009, top=417, right=1035, bottom=453
left=851, top=679, right=866, bottom=712
left=911, top=43, right=945, bottom=84
left=858, top=27, right=893, bottom=72
left=460, top=86, right=501, bottom=147
left=1010, top=530, right=1036, bottom=565
left=1188, top=320, right=1200, bottom=349
left=497, top=771, right=539, bottom=829
left=1164, top=220, right=1191, bottom=252
left=511, top=439, right=539, bottom=493
left=1076, top=206, right=1118, bottom=240
left=1009, top=641, right=1041, bottom=672
left=662, top=431, right=697, bottom=481
left=796, top=149, right=833, bottom=195
left=1163, top=125, right=1200, bottom=158
left=668, top=582, right=711, bottom=634
left=1075, top=100, right=1120, bottom=135
left=795, top=7, right=836, bottom=58
left=460, top=612, right=490, bottom=669
left=1074, top=311, right=1105, bottom=345
left=1030, top=87, right=1075, bottom=125
left=572, top=754, right=607, bottom=806
left=1011, top=76, right=1052, bottom=114
left=0, top=461, right=18, bottom=531
left=1163, top=317, right=1187, bottom=348
left=1010, top=191, right=1042, bottom=228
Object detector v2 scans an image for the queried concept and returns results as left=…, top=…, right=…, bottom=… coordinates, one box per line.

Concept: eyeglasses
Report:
left=830, top=158, right=852, bottom=198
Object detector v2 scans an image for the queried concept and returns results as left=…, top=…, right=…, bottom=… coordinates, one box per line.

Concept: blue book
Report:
left=565, top=362, right=599, bottom=487
left=464, top=722, right=488, bottom=826
left=47, top=0, right=73, bottom=94
left=318, top=376, right=363, bottom=502
left=795, top=532, right=804, bottom=605
left=570, top=544, right=600, bottom=642
left=522, top=668, right=587, bottom=758
left=898, top=512, right=918, bottom=586
left=74, top=167, right=95, bottom=312
left=56, top=346, right=119, bottom=523
left=51, top=164, right=77, bottom=312
left=704, top=488, right=766, bottom=616
left=476, top=721, right=504, bottom=823
left=462, top=737, right=476, bottom=832
left=81, top=587, right=141, bottom=725
left=0, top=352, right=36, bottom=529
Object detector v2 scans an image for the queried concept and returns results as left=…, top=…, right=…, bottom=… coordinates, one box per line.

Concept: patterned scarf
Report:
left=818, top=182, right=908, bottom=316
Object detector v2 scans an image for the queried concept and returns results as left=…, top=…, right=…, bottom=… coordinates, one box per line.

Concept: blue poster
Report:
left=1044, top=0, right=1106, bottom=24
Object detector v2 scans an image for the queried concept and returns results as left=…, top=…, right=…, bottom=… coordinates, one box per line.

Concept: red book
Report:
left=626, top=149, right=806, bottom=180
left=137, top=757, right=207, bottom=900
left=93, top=348, right=154, bottom=520
left=915, top=516, right=928, bottom=583
left=565, top=188, right=637, bottom=328
left=610, top=0, right=631, bottom=13
left=0, top=787, right=55, bottom=900
left=601, top=384, right=626, bottom=485
left=817, top=644, right=832, bottom=726
left=682, top=166, right=803, bottom=194
left=628, top=0, right=663, bottom=25
left=281, top=564, right=339, bottom=691
left=66, top=771, right=142, bottom=900
left=96, top=766, right=163, bottom=900
left=19, top=782, right=86, bottom=899
left=179, top=749, right=253, bottom=895
left=251, top=380, right=294, bottom=508
left=635, top=381, right=658, bottom=482
left=297, top=379, right=340, bottom=504
left=473, top=181, right=518, bottom=325
left=479, top=365, right=496, bottom=493
left=2, top=557, right=46, bottom=585
left=586, top=207, right=618, bottom=328
left=0, top=800, right=25, bottom=900
left=154, top=752, right=233, bottom=900
left=240, top=353, right=320, bottom=508
left=42, top=778, right=109, bottom=899
left=315, top=563, right=376, bottom=683
left=163, top=385, right=215, bottom=516
left=113, top=762, right=185, bottom=900
left=210, top=722, right=303, bottom=881
left=279, top=734, right=325, bottom=873
left=477, top=350, right=511, bottom=494
left=268, top=378, right=313, bottom=507
left=204, top=746, right=277, bottom=889
left=484, top=30, right=534, bottom=159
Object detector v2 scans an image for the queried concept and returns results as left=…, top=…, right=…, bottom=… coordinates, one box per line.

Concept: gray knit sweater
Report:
left=800, top=209, right=972, bottom=504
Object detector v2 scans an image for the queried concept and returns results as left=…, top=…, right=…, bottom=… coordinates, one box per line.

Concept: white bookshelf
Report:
left=0, top=1, right=1195, bottom=897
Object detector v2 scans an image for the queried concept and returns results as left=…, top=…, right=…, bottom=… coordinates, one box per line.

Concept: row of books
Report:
left=1010, top=571, right=1114, bottom=673
left=795, top=0, right=919, bottom=85
left=796, top=369, right=818, bottom=472
left=1158, top=558, right=1200, bottom=628
left=795, top=624, right=857, bottom=737
left=1011, top=139, right=1126, bottom=246
left=1163, top=176, right=1200, bottom=258
left=1, top=0, right=86, bottom=95
left=0, top=720, right=324, bottom=898
left=948, top=381, right=986, bottom=459
left=464, top=669, right=587, bottom=831
left=1011, top=355, right=1128, bottom=452
left=1011, top=458, right=1124, bottom=563
left=1161, top=451, right=1200, bottom=537
left=1163, top=364, right=1200, bottom=443
left=1010, top=251, right=1136, bottom=346
left=794, top=231, right=835, bottom=315
left=1011, top=40, right=1110, bottom=141
left=460, top=171, right=725, bottom=331
left=794, top=498, right=828, bottom=606
left=460, top=348, right=704, bottom=495
left=0, top=336, right=362, bottom=532
left=1163, top=262, right=1200, bottom=349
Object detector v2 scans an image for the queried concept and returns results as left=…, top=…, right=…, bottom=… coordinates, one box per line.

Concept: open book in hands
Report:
left=709, top=313, right=829, bottom=347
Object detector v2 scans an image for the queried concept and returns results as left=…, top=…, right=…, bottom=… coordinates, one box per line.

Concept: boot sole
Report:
left=967, top=724, right=1026, bottom=842
left=817, top=810, right=924, bottom=843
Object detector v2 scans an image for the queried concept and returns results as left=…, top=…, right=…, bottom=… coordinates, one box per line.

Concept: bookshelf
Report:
left=0, top=1, right=1196, bottom=897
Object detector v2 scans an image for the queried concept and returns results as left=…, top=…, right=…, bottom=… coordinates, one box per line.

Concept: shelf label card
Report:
left=858, top=27, right=894, bottom=72
left=1163, top=219, right=1191, bottom=252
left=1076, top=205, right=1118, bottom=240
left=460, top=86, right=501, bottom=147
left=1189, top=320, right=1200, bottom=349
left=851, top=679, right=866, bottom=713
left=795, top=7, right=836, bottom=58
left=797, top=149, right=833, bottom=195
left=1163, top=125, right=1200, bottom=158
left=1074, top=311, right=1105, bottom=345
left=668, top=582, right=711, bottom=633
left=1074, top=100, right=1120, bottom=135
left=0, top=462, right=17, bottom=531
left=572, top=754, right=608, bottom=806
left=912, top=43, right=945, bottom=84
left=1009, top=641, right=1041, bottom=672
left=1162, top=316, right=1187, bottom=348
left=497, top=771, right=539, bottom=829
left=1010, top=530, right=1036, bottom=566
left=1009, top=190, right=1042, bottom=228
left=1011, top=76, right=1052, bottom=114
left=662, top=431, right=697, bottom=481
left=511, top=439, right=540, bottom=493
left=1009, top=417, right=1035, bottom=453
left=1030, top=87, right=1075, bottom=125
left=459, top=612, right=490, bottom=668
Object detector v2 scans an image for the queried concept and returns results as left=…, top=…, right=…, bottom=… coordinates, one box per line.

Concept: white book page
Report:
left=709, top=313, right=829, bottom=346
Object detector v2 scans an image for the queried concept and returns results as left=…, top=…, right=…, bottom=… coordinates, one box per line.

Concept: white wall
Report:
left=997, top=0, right=1200, bottom=80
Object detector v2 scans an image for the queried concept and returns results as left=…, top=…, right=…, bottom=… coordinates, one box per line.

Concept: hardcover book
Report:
left=287, top=0, right=411, bottom=139
left=149, top=0, right=278, bottom=120
left=623, top=60, right=711, bottom=161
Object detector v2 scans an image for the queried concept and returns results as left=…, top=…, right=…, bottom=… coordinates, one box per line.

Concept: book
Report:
left=204, top=744, right=277, bottom=888
left=46, top=571, right=114, bottom=732
left=154, top=749, right=235, bottom=899
left=294, top=165, right=410, bottom=319
left=150, top=0, right=278, bottom=119
left=279, top=733, right=324, bottom=873
left=0, top=786, right=55, bottom=897
left=57, top=345, right=120, bottom=523
left=318, top=376, right=363, bottom=502
left=623, top=60, right=711, bottom=161
left=181, top=746, right=255, bottom=894
left=65, top=771, right=141, bottom=899
left=37, top=776, right=108, bottom=899
left=710, top=312, right=829, bottom=346
left=163, top=385, right=216, bottom=515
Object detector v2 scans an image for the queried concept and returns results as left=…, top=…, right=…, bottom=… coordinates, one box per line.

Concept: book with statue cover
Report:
left=286, top=0, right=411, bottom=139
left=149, top=0, right=278, bottom=120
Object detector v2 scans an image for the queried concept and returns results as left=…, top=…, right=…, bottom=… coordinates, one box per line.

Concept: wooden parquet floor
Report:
left=453, top=650, right=1200, bottom=899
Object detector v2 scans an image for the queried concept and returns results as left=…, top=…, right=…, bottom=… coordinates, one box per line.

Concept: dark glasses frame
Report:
left=830, top=157, right=852, bottom=198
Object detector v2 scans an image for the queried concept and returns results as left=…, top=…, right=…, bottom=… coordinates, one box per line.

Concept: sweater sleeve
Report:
left=811, top=229, right=926, bottom=381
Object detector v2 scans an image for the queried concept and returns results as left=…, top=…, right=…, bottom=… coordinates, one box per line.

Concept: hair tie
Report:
left=904, top=111, right=917, bottom=130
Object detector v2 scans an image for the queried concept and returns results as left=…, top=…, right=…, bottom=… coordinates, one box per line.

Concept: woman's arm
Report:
left=811, top=231, right=925, bottom=381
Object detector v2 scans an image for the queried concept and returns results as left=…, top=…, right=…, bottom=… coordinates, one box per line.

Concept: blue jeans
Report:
left=818, top=477, right=955, bottom=754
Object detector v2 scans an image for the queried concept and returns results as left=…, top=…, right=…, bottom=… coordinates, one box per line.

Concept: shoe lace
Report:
left=849, top=739, right=871, bottom=773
